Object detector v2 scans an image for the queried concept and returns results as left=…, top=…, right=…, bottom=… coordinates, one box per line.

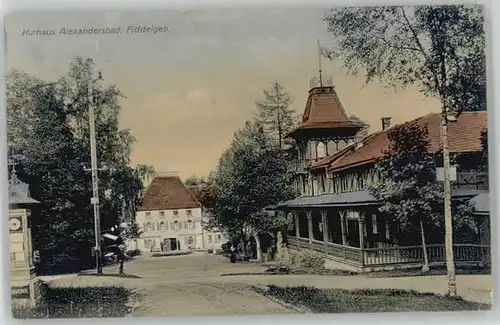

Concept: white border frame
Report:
left=0, top=0, right=498, bottom=324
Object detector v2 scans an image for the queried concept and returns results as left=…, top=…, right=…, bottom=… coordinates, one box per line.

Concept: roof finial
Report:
left=8, top=154, right=25, bottom=185
left=317, top=39, right=323, bottom=87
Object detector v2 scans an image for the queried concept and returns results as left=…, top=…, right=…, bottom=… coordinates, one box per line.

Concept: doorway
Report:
left=347, top=220, right=360, bottom=247
left=164, top=238, right=178, bottom=251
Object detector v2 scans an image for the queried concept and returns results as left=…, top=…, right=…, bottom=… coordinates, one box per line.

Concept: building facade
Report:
left=278, top=82, right=490, bottom=271
left=134, top=174, right=225, bottom=252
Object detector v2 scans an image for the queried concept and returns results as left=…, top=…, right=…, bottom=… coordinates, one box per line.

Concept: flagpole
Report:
left=317, top=39, right=323, bottom=86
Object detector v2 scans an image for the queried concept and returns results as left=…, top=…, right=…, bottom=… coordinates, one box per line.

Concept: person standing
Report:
left=115, top=234, right=126, bottom=275
left=118, top=243, right=125, bottom=275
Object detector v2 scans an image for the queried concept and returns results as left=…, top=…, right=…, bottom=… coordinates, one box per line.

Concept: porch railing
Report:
left=287, top=236, right=490, bottom=268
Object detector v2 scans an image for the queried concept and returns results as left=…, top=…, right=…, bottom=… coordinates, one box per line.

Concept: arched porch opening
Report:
left=298, top=211, right=308, bottom=238
left=311, top=210, right=323, bottom=241
left=327, top=209, right=342, bottom=244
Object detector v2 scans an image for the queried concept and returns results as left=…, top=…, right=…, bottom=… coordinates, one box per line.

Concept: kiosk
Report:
left=8, top=167, right=41, bottom=308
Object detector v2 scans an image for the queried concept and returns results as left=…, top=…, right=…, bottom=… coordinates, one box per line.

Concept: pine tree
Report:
left=255, top=81, right=298, bottom=149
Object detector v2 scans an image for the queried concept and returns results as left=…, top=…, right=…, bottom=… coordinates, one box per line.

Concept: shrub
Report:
left=13, top=285, right=132, bottom=319
left=293, top=250, right=325, bottom=273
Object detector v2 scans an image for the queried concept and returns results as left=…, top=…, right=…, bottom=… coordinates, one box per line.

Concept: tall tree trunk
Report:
left=240, top=227, right=246, bottom=253
left=253, top=232, right=262, bottom=262
left=439, top=38, right=457, bottom=297
left=420, top=220, right=429, bottom=273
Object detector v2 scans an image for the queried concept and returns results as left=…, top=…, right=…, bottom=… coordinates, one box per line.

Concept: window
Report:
left=215, top=234, right=221, bottom=243
left=145, top=222, right=153, bottom=232
left=385, top=222, right=390, bottom=240
left=187, top=219, right=194, bottom=229
left=145, top=212, right=151, bottom=218
left=173, top=210, right=179, bottom=217
left=186, top=210, right=192, bottom=217
left=187, top=236, right=194, bottom=246
left=372, top=215, right=378, bottom=234
left=159, top=222, right=166, bottom=231
left=159, top=211, right=165, bottom=217
left=144, top=239, right=154, bottom=249
left=207, top=235, right=213, bottom=244
left=173, top=220, right=180, bottom=231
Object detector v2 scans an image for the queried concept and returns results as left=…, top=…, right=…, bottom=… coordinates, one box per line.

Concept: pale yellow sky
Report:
left=5, top=9, right=440, bottom=179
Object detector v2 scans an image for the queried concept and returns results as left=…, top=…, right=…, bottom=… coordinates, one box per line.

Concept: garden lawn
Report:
left=12, top=285, right=133, bottom=319
left=260, top=286, right=490, bottom=313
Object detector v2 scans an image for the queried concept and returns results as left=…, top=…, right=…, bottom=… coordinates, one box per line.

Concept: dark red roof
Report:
left=288, top=87, right=364, bottom=139
left=310, top=111, right=487, bottom=173
left=138, top=176, right=201, bottom=211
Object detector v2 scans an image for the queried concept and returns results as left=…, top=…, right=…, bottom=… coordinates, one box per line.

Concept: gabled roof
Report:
left=310, top=111, right=487, bottom=173
left=288, top=86, right=364, bottom=139
left=138, top=176, right=201, bottom=211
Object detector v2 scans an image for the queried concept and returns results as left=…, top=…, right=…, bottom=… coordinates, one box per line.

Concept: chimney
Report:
left=354, top=133, right=364, bottom=149
left=381, top=117, right=391, bottom=131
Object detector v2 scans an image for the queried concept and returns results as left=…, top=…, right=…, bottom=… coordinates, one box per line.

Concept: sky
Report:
left=4, top=8, right=440, bottom=179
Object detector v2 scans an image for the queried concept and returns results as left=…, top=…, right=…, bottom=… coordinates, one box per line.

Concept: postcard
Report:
left=4, top=4, right=491, bottom=318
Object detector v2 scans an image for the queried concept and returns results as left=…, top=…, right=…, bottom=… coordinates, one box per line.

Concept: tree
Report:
left=184, top=175, right=206, bottom=186
left=255, top=81, right=298, bottom=149
left=480, top=128, right=488, bottom=172
left=369, top=122, right=476, bottom=270
left=209, top=121, right=296, bottom=261
left=6, top=57, right=143, bottom=274
left=369, top=122, right=442, bottom=271
left=324, top=4, right=485, bottom=296
left=349, top=114, right=370, bottom=138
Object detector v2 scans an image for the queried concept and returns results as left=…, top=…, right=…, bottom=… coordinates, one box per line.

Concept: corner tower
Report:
left=287, top=77, right=364, bottom=196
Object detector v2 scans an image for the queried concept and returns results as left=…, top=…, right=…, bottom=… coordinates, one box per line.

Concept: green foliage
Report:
left=369, top=122, right=477, bottom=245
left=349, top=114, right=370, bottom=138
left=291, top=250, right=326, bottom=273
left=208, top=121, right=297, bottom=237
left=324, top=5, right=486, bottom=113
left=480, top=128, right=488, bottom=171
left=184, top=175, right=207, bottom=186
left=13, top=285, right=132, bottom=319
left=6, top=57, right=142, bottom=274
left=263, top=286, right=490, bottom=313
left=275, top=231, right=290, bottom=265
left=255, top=81, right=298, bottom=148
left=369, top=123, right=443, bottom=242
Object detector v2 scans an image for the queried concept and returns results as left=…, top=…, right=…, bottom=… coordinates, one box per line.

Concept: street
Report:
left=43, top=253, right=493, bottom=317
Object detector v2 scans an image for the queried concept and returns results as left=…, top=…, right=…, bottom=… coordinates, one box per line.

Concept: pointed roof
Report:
left=288, top=86, right=364, bottom=140
left=138, top=176, right=201, bottom=211
left=8, top=170, right=40, bottom=206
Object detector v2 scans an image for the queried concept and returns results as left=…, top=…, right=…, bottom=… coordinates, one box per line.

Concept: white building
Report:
left=134, top=173, right=225, bottom=252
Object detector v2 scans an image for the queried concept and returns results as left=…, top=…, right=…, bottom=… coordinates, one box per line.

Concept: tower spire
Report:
left=317, top=38, right=323, bottom=87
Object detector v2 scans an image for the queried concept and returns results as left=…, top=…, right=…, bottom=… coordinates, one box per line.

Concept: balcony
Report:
left=455, top=171, right=488, bottom=190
